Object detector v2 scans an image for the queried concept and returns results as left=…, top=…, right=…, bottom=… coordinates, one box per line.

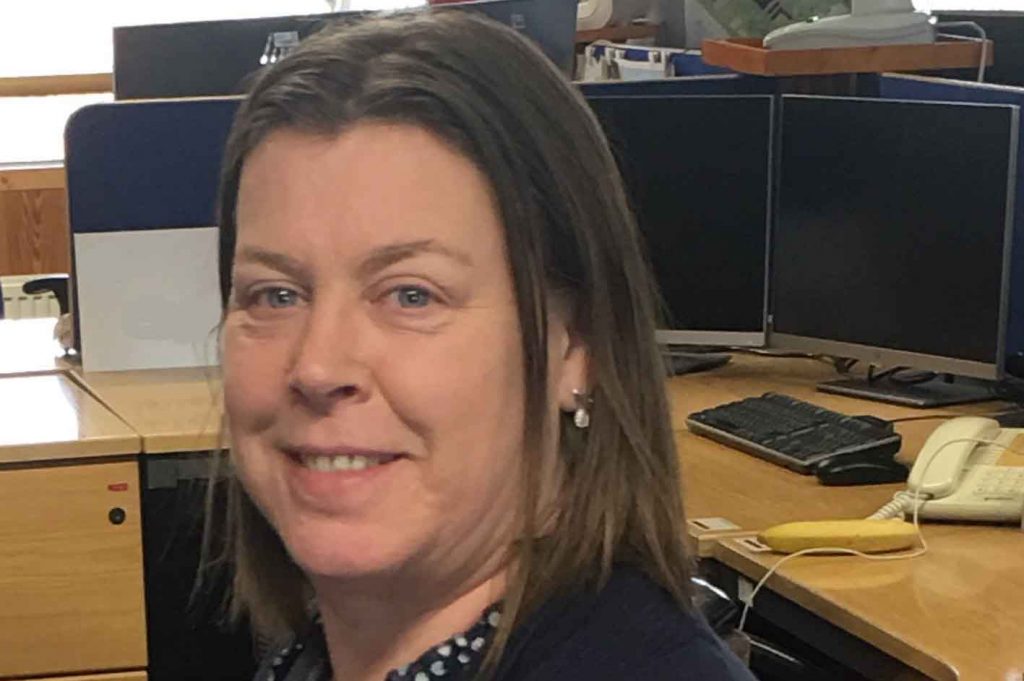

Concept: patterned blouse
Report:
left=255, top=605, right=502, bottom=681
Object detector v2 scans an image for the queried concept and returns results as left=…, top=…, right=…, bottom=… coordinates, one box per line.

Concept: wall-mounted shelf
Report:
left=702, top=37, right=993, bottom=76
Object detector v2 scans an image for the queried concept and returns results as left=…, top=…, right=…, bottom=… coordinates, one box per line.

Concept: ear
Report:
left=551, top=318, right=590, bottom=414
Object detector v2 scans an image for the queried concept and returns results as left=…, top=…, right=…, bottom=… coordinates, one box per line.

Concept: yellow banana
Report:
left=758, top=519, right=919, bottom=554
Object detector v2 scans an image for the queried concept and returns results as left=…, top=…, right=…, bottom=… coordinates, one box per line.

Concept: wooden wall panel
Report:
left=0, top=186, right=70, bottom=276
left=22, top=672, right=146, bottom=681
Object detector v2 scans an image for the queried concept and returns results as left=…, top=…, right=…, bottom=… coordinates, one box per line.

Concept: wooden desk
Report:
left=71, top=366, right=224, bottom=454
left=41, top=354, right=1021, bottom=679
left=0, top=373, right=138, bottom=464
left=0, top=374, right=146, bottom=679
left=0, top=317, right=74, bottom=377
left=715, top=526, right=1024, bottom=681
left=670, top=354, right=1023, bottom=680
left=69, top=367, right=259, bottom=681
left=670, top=355, right=1003, bottom=551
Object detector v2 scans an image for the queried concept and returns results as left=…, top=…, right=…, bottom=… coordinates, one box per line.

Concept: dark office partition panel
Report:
left=114, top=14, right=364, bottom=100
left=878, top=74, right=1024, bottom=376
left=933, top=12, right=1024, bottom=86
left=114, top=0, right=578, bottom=100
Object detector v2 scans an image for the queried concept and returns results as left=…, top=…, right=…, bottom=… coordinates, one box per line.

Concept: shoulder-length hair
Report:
left=208, top=7, right=692, bottom=672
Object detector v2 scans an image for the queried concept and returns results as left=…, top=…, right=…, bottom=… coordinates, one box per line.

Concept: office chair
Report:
left=22, top=274, right=70, bottom=315
left=0, top=274, right=67, bottom=320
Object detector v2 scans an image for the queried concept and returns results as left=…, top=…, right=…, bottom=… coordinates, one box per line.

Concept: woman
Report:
left=213, top=8, right=754, bottom=681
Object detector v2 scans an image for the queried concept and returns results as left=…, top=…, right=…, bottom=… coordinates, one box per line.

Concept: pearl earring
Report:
left=572, top=389, right=592, bottom=429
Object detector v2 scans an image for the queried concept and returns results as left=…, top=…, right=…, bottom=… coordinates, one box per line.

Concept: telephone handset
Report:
left=906, top=416, right=1024, bottom=523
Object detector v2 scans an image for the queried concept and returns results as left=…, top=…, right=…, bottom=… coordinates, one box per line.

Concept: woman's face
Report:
left=223, top=123, right=585, bottom=589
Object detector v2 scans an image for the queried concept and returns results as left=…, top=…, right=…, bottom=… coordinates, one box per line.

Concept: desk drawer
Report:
left=0, top=461, right=147, bottom=677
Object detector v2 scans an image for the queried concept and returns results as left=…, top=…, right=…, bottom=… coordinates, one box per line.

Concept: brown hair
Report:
left=207, top=7, right=692, bottom=672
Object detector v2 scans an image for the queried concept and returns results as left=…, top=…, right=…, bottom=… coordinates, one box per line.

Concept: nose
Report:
left=288, top=300, right=372, bottom=414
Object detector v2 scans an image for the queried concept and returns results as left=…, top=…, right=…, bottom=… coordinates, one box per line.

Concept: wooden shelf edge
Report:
left=0, top=72, right=113, bottom=98
left=702, top=37, right=994, bottom=77
left=576, top=23, right=660, bottom=45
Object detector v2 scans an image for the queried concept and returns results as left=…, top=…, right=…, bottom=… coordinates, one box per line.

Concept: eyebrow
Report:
left=235, top=247, right=309, bottom=281
left=235, top=240, right=473, bottom=281
left=356, top=240, right=474, bottom=279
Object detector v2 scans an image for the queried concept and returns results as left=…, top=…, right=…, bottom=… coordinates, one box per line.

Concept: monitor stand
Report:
left=817, top=375, right=997, bottom=408
left=663, top=348, right=732, bottom=376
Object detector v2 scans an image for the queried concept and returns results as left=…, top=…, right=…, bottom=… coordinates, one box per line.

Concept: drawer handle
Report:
left=108, top=507, right=127, bottom=525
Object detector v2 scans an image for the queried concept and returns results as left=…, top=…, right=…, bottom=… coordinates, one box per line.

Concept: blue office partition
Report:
left=669, top=51, right=735, bottom=77
left=66, top=98, right=240, bottom=232
left=578, top=73, right=776, bottom=97
left=65, top=98, right=240, bottom=371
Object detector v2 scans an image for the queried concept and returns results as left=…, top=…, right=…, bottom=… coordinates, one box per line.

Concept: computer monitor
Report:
left=771, top=95, right=1019, bottom=404
left=586, top=95, right=774, bottom=347
left=113, top=0, right=577, bottom=100
left=878, top=74, right=1024, bottom=378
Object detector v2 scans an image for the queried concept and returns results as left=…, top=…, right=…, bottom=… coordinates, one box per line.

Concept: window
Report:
left=0, top=1, right=425, bottom=164
left=0, top=94, right=114, bottom=165
left=915, top=0, right=1022, bottom=9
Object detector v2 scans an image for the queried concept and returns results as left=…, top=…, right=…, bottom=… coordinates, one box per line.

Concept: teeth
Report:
left=302, top=454, right=382, bottom=472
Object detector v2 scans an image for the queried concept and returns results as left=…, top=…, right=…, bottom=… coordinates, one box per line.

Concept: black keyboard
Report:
left=686, top=393, right=902, bottom=474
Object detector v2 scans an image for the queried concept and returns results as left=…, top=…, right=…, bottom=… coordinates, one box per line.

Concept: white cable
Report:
left=738, top=436, right=1024, bottom=632
left=936, top=21, right=988, bottom=82
left=867, top=493, right=912, bottom=520
left=737, top=543, right=927, bottom=632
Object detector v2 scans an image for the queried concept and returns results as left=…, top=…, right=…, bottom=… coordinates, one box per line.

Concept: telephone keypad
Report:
left=973, top=466, right=1024, bottom=499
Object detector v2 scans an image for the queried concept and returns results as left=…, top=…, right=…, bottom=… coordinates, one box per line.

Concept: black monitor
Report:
left=113, top=0, right=577, bottom=100
left=587, top=95, right=774, bottom=347
left=772, top=95, right=1019, bottom=405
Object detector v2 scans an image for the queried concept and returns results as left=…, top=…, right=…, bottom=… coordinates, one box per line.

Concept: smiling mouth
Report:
left=284, top=447, right=405, bottom=473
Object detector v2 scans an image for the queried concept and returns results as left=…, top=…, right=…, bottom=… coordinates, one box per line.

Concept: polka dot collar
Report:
left=386, top=605, right=501, bottom=681
left=259, top=604, right=502, bottom=681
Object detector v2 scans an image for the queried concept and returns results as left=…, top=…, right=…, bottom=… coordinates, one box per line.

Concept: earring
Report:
left=572, top=389, right=592, bottom=429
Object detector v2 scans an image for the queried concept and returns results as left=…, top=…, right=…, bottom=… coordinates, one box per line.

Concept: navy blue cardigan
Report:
left=255, top=566, right=755, bottom=680
left=491, top=566, right=756, bottom=680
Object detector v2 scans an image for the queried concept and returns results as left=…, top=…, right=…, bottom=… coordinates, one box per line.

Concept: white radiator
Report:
left=1, top=274, right=61, bottom=319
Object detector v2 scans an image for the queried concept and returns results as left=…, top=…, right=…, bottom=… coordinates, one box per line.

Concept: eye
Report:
left=244, top=285, right=302, bottom=310
left=390, top=285, right=435, bottom=309
left=264, top=287, right=300, bottom=309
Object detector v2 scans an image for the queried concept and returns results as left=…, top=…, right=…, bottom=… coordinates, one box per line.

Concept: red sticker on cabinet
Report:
left=108, top=482, right=129, bottom=492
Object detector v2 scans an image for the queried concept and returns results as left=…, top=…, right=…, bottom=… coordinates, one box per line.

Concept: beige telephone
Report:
left=906, top=416, right=1024, bottom=523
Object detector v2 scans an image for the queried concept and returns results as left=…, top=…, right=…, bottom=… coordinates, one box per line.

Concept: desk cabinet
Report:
left=0, top=461, right=147, bottom=678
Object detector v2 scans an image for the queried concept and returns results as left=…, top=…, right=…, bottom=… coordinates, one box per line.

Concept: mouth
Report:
left=282, top=445, right=406, bottom=473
